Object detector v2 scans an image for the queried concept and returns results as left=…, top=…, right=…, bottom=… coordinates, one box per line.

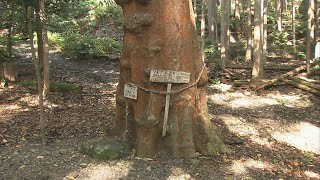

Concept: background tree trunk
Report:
left=245, top=0, right=252, bottom=62
left=114, top=0, right=228, bottom=158
left=35, top=0, right=49, bottom=145
left=292, top=0, right=296, bottom=54
left=306, top=0, right=315, bottom=73
left=7, top=2, right=14, bottom=59
left=221, top=0, right=231, bottom=69
left=263, top=0, right=268, bottom=66
left=201, top=0, right=206, bottom=62
left=277, top=0, right=283, bottom=32
left=35, top=0, right=49, bottom=98
left=315, top=0, right=319, bottom=42
left=208, top=0, right=218, bottom=45
left=234, top=0, right=241, bottom=40
left=251, top=0, right=264, bottom=87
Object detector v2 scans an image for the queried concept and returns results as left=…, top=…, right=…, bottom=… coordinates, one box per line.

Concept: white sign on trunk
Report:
left=150, top=70, right=190, bottom=84
left=124, top=84, right=138, bottom=100
left=315, top=42, right=320, bottom=59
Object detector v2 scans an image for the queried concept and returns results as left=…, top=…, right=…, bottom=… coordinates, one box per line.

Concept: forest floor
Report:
left=0, top=43, right=319, bottom=180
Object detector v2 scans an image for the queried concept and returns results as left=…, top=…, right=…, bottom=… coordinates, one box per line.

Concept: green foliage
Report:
left=311, top=65, right=320, bottom=72
left=47, top=32, right=64, bottom=50
left=205, top=44, right=220, bottom=60
left=50, top=82, right=82, bottom=93
left=272, top=31, right=290, bottom=46
left=62, top=33, right=122, bottom=59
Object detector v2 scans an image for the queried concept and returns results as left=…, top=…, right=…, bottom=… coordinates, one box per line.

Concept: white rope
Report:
left=127, top=64, right=206, bottom=96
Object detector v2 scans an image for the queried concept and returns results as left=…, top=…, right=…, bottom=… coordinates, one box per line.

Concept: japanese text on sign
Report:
left=124, top=84, right=138, bottom=100
left=150, top=70, right=190, bottom=84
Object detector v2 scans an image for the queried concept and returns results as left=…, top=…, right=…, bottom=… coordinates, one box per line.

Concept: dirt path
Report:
left=0, top=48, right=319, bottom=179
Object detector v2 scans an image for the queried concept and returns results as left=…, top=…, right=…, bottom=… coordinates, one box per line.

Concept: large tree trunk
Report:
left=250, top=0, right=264, bottom=87
left=113, top=0, right=228, bottom=158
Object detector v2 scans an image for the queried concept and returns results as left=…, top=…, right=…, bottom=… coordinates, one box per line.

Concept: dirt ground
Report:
left=0, top=46, right=320, bottom=179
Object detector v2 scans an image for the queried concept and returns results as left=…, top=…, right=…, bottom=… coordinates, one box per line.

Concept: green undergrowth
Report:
left=17, top=81, right=82, bottom=93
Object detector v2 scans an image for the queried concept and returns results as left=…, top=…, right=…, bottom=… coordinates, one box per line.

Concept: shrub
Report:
left=61, top=33, right=122, bottom=59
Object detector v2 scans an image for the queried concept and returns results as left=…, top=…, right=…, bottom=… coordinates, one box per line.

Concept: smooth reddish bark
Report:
left=113, top=0, right=227, bottom=158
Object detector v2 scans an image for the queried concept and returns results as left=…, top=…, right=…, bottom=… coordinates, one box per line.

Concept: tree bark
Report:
left=292, top=0, right=296, bottom=54
left=306, top=0, right=315, bottom=73
left=250, top=0, right=264, bottom=87
left=193, top=0, right=197, bottom=25
left=276, top=0, right=283, bottom=32
left=288, top=76, right=320, bottom=90
left=255, top=58, right=320, bottom=90
left=7, top=1, right=14, bottom=59
left=35, top=0, right=49, bottom=145
left=316, top=0, right=320, bottom=42
left=35, top=0, right=50, bottom=99
left=234, top=0, right=241, bottom=39
left=208, top=0, right=218, bottom=45
left=114, top=0, right=228, bottom=158
left=283, top=79, right=320, bottom=96
left=200, top=0, right=206, bottom=62
left=263, top=0, right=268, bottom=67
left=245, top=0, right=252, bottom=62
left=221, top=0, right=231, bottom=69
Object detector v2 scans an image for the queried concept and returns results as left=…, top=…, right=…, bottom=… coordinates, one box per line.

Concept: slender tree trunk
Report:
left=36, top=0, right=50, bottom=98
left=251, top=0, right=264, bottom=87
left=234, top=0, right=241, bottom=39
left=194, top=0, right=197, bottom=25
left=221, top=0, right=231, bottom=69
left=306, top=0, right=315, bottom=73
left=35, top=0, right=50, bottom=145
left=27, top=7, right=36, bottom=60
left=201, top=0, right=206, bottom=62
left=208, top=0, right=218, bottom=45
left=292, top=0, right=296, bottom=54
left=262, top=0, right=268, bottom=68
left=282, top=0, right=287, bottom=11
left=245, top=0, right=252, bottom=62
left=114, top=0, right=228, bottom=158
left=315, top=0, right=320, bottom=42
left=276, top=0, right=283, bottom=32
left=28, top=6, right=46, bottom=146
left=7, top=2, right=14, bottom=59
left=214, top=1, right=218, bottom=43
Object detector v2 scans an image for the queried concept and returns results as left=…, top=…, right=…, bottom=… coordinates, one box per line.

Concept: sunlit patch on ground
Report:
left=208, top=83, right=233, bottom=92
left=208, top=91, right=280, bottom=109
left=272, top=122, right=320, bottom=154
left=265, top=92, right=313, bottom=108
left=167, top=167, right=192, bottom=180
left=219, top=115, right=274, bottom=147
left=65, top=161, right=133, bottom=180
left=230, top=159, right=272, bottom=175
left=304, top=170, right=320, bottom=179
left=208, top=89, right=314, bottom=109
